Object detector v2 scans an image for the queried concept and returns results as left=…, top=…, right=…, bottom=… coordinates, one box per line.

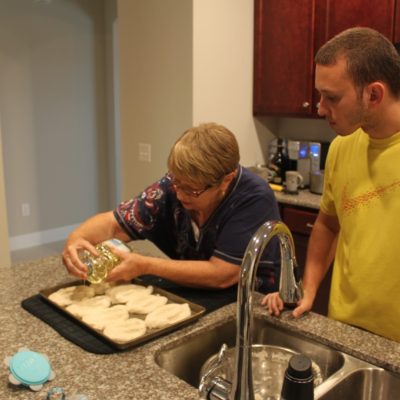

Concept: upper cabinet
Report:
left=253, top=0, right=397, bottom=117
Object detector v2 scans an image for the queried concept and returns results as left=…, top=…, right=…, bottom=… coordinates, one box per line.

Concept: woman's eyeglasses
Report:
left=166, top=173, right=212, bottom=198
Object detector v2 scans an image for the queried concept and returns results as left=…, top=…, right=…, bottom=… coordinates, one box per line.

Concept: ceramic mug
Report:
left=285, top=171, right=304, bottom=193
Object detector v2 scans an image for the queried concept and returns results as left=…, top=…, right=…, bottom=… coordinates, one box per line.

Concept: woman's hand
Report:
left=62, top=237, right=98, bottom=280
left=106, top=249, right=145, bottom=282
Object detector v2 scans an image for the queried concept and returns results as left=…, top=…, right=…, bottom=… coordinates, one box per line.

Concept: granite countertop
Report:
left=274, top=188, right=321, bottom=210
left=1, top=256, right=400, bottom=399
left=246, top=166, right=322, bottom=210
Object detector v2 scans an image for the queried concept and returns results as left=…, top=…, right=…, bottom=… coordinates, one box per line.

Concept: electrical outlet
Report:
left=139, top=143, right=151, bottom=162
left=21, top=203, right=30, bottom=217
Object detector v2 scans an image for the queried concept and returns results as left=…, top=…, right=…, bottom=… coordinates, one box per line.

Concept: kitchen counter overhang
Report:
left=1, top=256, right=400, bottom=399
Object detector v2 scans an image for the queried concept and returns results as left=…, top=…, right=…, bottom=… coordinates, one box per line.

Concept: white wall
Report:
left=117, top=0, right=193, bottom=199
left=193, top=0, right=277, bottom=166
left=0, top=117, right=11, bottom=267
left=0, top=0, right=114, bottom=251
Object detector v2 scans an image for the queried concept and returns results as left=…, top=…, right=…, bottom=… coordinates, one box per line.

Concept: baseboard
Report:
left=9, top=223, right=80, bottom=251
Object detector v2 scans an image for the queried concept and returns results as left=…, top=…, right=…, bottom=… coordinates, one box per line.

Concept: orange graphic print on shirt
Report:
left=342, top=180, right=400, bottom=214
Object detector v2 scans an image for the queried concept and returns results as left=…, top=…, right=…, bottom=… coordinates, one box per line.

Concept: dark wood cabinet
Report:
left=281, top=204, right=332, bottom=316
left=254, top=0, right=398, bottom=117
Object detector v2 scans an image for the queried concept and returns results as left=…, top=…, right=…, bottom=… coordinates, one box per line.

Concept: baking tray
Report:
left=39, top=279, right=205, bottom=350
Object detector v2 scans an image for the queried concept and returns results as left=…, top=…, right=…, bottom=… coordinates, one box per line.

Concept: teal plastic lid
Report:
left=9, top=350, right=51, bottom=386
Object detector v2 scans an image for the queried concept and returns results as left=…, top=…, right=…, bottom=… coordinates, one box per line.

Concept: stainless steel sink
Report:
left=317, top=366, right=400, bottom=399
left=155, top=316, right=400, bottom=399
left=155, top=316, right=344, bottom=388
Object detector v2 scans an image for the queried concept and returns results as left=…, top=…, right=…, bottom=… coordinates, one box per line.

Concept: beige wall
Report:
left=0, top=0, right=113, bottom=250
left=0, top=121, right=11, bottom=267
left=193, top=0, right=277, bottom=165
left=117, top=0, right=193, bottom=199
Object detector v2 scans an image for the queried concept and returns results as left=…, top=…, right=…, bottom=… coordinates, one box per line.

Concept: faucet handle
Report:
left=279, top=257, right=304, bottom=306
left=198, top=344, right=231, bottom=400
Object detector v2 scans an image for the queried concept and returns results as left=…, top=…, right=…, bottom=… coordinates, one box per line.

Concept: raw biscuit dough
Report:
left=48, top=286, right=77, bottom=307
left=66, top=295, right=111, bottom=319
left=126, top=294, right=168, bottom=314
left=145, top=303, right=191, bottom=329
left=82, top=304, right=129, bottom=331
left=106, top=284, right=153, bottom=304
left=70, top=285, right=96, bottom=301
left=103, top=318, right=147, bottom=343
left=90, top=282, right=114, bottom=295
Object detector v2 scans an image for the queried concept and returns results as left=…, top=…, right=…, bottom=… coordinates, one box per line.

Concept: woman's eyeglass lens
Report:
left=167, top=174, right=211, bottom=198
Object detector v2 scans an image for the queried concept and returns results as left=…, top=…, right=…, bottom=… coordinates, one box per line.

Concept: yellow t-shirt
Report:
left=321, top=128, right=400, bottom=342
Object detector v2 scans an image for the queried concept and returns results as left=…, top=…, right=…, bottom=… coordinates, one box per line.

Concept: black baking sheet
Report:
left=22, top=294, right=117, bottom=354
left=37, top=280, right=206, bottom=351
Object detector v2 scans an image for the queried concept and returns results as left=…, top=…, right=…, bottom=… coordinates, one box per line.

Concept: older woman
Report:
left=62, top=123, right=280, bottom=293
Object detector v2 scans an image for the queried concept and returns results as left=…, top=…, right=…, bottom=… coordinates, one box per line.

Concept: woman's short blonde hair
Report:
left=167, top=123, right=240, bottom=187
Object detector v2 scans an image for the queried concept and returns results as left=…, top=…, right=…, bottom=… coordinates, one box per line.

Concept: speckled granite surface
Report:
left=274, top=188, right=321, bottom=210
left=1, top=256, right=400, bottom=399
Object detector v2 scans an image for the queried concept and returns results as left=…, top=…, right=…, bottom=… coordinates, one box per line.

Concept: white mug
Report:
left=285, top=171, right=303, bottom=193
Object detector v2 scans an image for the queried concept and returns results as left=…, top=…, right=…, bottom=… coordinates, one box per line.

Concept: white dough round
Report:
left=70, top=285, right=95, bottom=301
left=65, top=295, right=111, bottom=318
left=103, top=318, right=147, bottom=343
left=106, top=284, right=153, bottom=304
left=145, top=303, right=191, bottom=329
left=82, top=305, right=129, bottom=331
left=126, top=294, right=168, bottom=314
left=90, top=282, right=114, bottom=295
left=48, top=286, right=77, bottom=307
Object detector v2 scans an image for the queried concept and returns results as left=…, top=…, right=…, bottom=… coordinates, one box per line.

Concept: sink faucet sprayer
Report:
left=199, top=220, right=303, bottom=400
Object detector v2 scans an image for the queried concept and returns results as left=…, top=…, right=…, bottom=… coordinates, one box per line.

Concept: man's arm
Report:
left=106, top=252, right=240, bottom=289
left=262, top=210, right=339, bottom=316
left=292, top=210, right=339, bottom=316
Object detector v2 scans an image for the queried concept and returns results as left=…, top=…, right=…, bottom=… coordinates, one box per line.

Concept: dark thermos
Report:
left=280, top=354, right=314, bottom=400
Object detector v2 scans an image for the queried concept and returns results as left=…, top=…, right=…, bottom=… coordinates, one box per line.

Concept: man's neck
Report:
left=363, top=101, right=400, bottom=139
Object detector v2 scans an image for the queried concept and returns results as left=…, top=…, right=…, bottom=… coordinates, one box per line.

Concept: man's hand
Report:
left=261, top=290, right=314, bottom=318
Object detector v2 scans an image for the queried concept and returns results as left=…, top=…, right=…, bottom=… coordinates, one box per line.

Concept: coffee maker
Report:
left=287, top=140, right=330, bottom=188
left=309, top=142, right=330, bottom=173
left=287, top=140, right=310, bottom=187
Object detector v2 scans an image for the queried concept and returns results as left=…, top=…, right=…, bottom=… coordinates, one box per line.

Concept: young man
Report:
left=263, top=27, right=400, bottom=342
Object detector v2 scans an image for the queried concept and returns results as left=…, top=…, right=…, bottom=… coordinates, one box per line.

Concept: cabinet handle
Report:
left=302, top=102, right=310, bottom=109
left=306, top=223, right=314, bottom=229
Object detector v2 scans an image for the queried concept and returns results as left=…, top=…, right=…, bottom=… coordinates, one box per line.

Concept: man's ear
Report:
left=366, top=82, right=385, bottom=105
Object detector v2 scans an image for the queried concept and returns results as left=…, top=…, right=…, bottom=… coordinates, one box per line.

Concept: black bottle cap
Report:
left=287, top=354, right=312, bottom=380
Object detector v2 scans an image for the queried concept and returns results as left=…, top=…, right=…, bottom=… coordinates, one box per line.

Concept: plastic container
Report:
left=281, top=354, right=314, bottom=400
left=79, top=238, right=131, bottom=284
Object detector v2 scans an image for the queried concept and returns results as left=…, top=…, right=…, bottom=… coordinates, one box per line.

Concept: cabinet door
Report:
left=317, top=0, right=396, bottom=44
left=253, top=0, right=316, bottom=116
left=394, top=0, right=400, bottom=43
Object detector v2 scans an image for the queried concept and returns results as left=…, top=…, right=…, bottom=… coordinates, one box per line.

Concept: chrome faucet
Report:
left=199, top=220, right=303, bottom=400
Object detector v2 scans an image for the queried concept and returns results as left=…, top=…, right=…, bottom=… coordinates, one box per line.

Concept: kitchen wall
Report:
left=117, top=0, right=193, bottom=200
left=0, top=0, right=115, bottom=252
left=0, top=0, right=335, bottom=261
left=0, top=122, right=10, bottom=267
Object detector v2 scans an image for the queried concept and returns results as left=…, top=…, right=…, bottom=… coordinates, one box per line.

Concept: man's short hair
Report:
left=315, top=27, right=400, bottom=97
